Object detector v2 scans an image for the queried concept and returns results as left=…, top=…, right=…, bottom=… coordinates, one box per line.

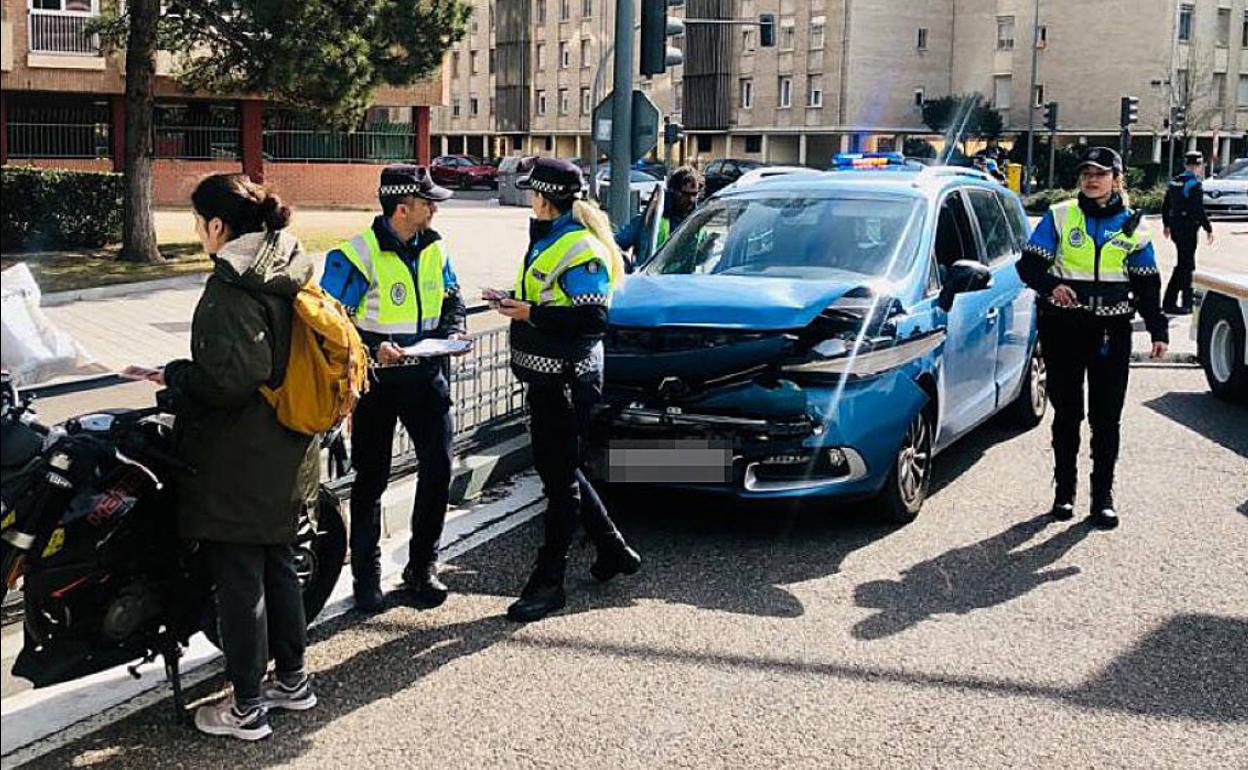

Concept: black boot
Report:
left=1090, top=490, right=1119, bottom=529
left=352, top=574, right=385, bottom=613
left=507, top=552, right=566, bottom=623
left=401, top=562, right=449, bottom=609
left=1049, top=496, right=1075, bottom=521
left=590, top=539, right=642, bottom=582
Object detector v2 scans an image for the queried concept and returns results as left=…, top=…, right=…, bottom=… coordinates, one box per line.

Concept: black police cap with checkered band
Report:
left=378, top=164, right=452, bottom=201
left=515, top=157, right=585, bottom=197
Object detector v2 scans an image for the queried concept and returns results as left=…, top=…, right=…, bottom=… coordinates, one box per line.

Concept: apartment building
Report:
left=433, top=0, right=683, bottom=162
left=437, top=0, right=1246, bottom=169
left=0, top=0, right=444, bottom=206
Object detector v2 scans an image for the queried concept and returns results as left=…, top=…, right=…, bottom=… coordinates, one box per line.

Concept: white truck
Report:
left=1192, top=271, right=1248, bottom=401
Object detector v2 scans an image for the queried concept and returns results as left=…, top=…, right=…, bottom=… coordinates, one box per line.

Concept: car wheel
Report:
left=1003, top=343, right=1047, bottom=429
left=874, top=406, right=934, bottom=524
left=1198, top=295, right=1248, bottom=402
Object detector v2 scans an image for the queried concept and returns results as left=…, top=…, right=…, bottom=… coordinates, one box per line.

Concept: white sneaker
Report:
left=260, top=674, right=318, bottom=712
left=194, top=697, right=272, bottom=741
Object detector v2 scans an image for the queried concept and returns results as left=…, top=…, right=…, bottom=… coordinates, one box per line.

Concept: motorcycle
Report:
left=0, top=371, right=347, bottom=713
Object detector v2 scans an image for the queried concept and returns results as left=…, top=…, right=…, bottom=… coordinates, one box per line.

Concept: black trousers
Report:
left=205, top=541, right=306, bottom=703
left=1163, top=226, right=1198, bottom=310
left=349, top=370, right=453, bottom=583
left=526, top=369, right=625, bottom=582
left=1039, top=312, right=1132, bottom=503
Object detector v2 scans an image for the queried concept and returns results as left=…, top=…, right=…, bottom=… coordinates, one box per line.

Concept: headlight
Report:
left=783, top=331, right=945, bottom=377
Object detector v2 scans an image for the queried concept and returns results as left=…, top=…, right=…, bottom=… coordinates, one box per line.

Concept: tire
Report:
left=1003, top=343, right=1048, bottom=429
left=201, top=488, right=347, bottom=648
left=873, top=406, right=935, bottom=525
left=1197, top=295, right=1248, bottom=402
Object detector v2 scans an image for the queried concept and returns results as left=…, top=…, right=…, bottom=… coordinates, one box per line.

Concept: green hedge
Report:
left=1022, top=184, right=1167, bottom=216
left=1, top=166, right=125, bottom=250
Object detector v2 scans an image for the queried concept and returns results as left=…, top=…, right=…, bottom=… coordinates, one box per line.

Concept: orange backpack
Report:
left=262, top=283, right=369, bottom=435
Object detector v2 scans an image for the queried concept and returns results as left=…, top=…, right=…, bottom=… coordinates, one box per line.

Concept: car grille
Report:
left=605, top=327, right=779, bottom=355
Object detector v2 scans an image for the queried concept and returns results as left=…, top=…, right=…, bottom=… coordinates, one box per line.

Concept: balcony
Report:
left=28, top=8, right=100, bottom=56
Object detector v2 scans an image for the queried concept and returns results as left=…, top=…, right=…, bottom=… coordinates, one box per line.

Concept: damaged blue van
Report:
left=589, top=157, right=1046, bottom=522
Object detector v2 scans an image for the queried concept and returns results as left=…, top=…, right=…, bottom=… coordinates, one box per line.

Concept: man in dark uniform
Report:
left=1162, top=150, right=1215, bottom=315
left=320, top=165, right=468, bottom=612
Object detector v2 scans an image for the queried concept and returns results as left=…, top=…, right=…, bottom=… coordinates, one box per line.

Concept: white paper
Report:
left=399, top=338, right=473, bottom=357
left=0, top=263, right=95, bottom=386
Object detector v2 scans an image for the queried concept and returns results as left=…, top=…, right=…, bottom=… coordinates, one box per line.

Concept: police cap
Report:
left=1076, top=146, right=1124, bottom=173
left=516, top=157, right=585, bottom=197
left=378, top=164, right=452, bottom=202
left=1184, top=150, right=1204, bottom=165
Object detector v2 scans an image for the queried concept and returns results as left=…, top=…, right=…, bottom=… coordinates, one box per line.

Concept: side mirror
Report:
left=938, top=259, right=992, bottom=311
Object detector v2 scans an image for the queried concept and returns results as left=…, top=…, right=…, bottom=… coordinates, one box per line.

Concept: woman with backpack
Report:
left=150, top=173, right=320, bottom=740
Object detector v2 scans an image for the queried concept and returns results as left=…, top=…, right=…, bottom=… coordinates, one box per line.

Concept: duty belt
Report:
left=512, top=349, right=599, bottom=377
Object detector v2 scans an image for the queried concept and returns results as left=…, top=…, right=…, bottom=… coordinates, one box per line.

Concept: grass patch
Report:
left=1, top=244, right=211, bottom=294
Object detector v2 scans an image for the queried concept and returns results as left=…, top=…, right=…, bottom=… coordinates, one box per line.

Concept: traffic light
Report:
left=1043, top=101, right=1059, bottom=131
left=759, top=14, right=776, bottom=47
left=1171, top=105, right=1187, bottom=132
left=641, top=0, right=685, bottom=77
left=1119, top=96, right=1139, bottom=128
left=664, top=121, right=684, bottom=146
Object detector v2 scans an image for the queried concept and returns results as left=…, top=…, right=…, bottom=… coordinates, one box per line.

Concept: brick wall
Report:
left=264, top=163, right=385, bottom=208
left=151, top=160, right=244, bottom=206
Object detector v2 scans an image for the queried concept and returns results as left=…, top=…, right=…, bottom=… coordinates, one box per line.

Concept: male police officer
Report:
left=321, top=165, right=468, bottom=612
left=1161, top=150, right=1215, bottom=315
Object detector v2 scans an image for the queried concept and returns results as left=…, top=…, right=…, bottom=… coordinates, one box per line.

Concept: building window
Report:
left=536, top=0, right=547, bottom=25
left=470, top=50, right=480, bottom=74
left=996, top=16, right=1015, bottom=49
left=560, top=0, right=570, bottom=21
left=993, top=75, right=1012, bottom=110
left=778, top=77, right=792, bottom=108
left=470, top=96, right=480, bottom=116
left=917, top=27, right=929, bottom=50
left=452, top=98, right=462, bottom=118
left=470, top=14, right=479, bottom=34
left=1032, top=84, right=1044, bottom=107
left=742, top=27, right=756, bottom=52
left=1177, top=69, right=1190, bottom=103
left=808, top=75, right=824, bottom=108
left=451, top=51, right=460, bottom=77
left=1178, top=3, right=1194, bottom=41
left=581, top=87, right=592, bottom=114
left=810, top=19, right=825, bottom=49
left=1217, top=8, right=1231, bottom=47
left=558, top=88, right=570, bottom=115
left=744, top=135, right=762, bottom=153
left=583, top=0, right=593, bottom=17
left=560, top=41, right=570, bottom=68
left=536, top=90, right=547, bottom=116
left=1214, top=73, right=1227, bottom=109
left=489, top=48, right=496, bottom=73
left=740, top=78, right=754, bottom=109
left=1243, top=10, right=1248, bottom=46
left=913, top=87, right=925, bottom=109
left=581, top=39, right=592, bottom=67
left=1239, top=75, right=1248, bottom=108
left=536, top=42, right=546, bottom=69
left=780, top=20, right=795, bottom=51
left=1036, top=25, right=1048, bottom=47
left=489, top=97, right=496, bottom=114
left=674, top=82, right=683, bottom=113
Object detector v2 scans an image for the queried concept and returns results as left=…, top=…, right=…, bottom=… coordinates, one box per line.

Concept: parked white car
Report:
left=595, top=168, right=663, bottom=200
left=1203, top=159, right=1248, bottom=217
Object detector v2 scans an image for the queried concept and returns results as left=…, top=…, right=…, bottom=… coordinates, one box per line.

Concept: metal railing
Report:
left=262, top=127, right=415, bottom=163
left=153, top=126, right=241, bottom=160
left=6, top=121, right=110, bottom=158
left=28, top=9, right=100, bottom=56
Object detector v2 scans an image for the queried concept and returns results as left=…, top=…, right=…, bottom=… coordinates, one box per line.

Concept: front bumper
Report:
left=588, top=372, right=928, bottom=500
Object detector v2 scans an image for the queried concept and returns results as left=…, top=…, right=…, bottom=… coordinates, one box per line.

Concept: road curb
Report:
left=41, top=273, right=210, bottom=307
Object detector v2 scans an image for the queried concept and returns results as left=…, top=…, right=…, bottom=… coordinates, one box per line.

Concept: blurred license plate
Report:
left=607, top=439, right=732, bottom=483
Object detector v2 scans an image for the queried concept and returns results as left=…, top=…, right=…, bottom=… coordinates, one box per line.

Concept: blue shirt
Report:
left=320, top=215, right=460, bottom=321
left=1026, top=204, right=1159, bottom=275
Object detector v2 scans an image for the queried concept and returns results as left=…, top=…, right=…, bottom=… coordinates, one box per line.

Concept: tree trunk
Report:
left=120, top=0, right=162, bottom=264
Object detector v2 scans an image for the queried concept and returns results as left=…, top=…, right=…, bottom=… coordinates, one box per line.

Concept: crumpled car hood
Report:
left=609, top=275, right=870, bottom=330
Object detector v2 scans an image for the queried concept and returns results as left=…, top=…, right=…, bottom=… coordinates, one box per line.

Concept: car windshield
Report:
left=1216, top=163, right=1248, bottom=180
left=643, top=193, right=923, bottom=281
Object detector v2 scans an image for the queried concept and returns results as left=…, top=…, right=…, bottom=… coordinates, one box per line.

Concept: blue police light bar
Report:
left=832, top=152, right=908, bottom=168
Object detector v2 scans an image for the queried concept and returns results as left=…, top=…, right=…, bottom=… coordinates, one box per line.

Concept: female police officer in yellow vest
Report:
left=321, top=165, right=467, bottom=612
left=490, top=157, right=640, bottom=622
left=1017, top=147, right=1168, bottom=529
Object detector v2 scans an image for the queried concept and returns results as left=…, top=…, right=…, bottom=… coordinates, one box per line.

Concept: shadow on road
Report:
left=1143, top=391, right=1248, bottom=458
left=851, top=515, right=1091, bottom=640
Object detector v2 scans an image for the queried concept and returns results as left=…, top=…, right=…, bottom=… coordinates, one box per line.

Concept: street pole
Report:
left=1047, top=129, right=1056, bottom=188
left=1023, top=0, right=1040, bottom=195
left=608, top=0, right=635, bottom=228
left=1166, top=0, right=1181, bottom=175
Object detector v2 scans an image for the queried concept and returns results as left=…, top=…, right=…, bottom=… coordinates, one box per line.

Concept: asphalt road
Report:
left=24, top=365, right=1247, bottom=768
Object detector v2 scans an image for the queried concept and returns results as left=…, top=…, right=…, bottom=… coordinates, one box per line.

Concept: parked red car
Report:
left=430, top=155, right=499, bottom=189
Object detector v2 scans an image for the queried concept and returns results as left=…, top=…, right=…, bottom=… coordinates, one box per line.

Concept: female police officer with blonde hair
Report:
left=1017, top=147, right=1168, bottom=529
left=488, top=157, right=640, bottom=622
